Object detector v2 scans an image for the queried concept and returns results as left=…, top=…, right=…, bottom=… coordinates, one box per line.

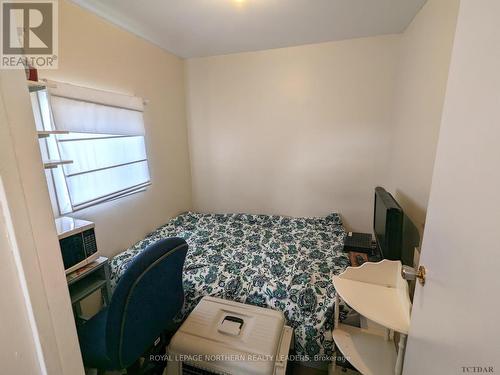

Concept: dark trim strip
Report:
left=65, top=159, right=148, bottom=178
left=71, top=181, right=151, bottom=209
left=51, top=94, right=144, bottom=113
left=57, top=135, right=139, bottom=142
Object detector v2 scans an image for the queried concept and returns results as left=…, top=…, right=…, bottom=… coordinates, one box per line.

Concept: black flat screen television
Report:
left=373, top=187, right=420, bottom=266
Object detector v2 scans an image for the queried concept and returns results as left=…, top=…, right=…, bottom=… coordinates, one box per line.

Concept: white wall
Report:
left=41, top=0, right=192, bottom=259
left=388, top=0, right=459, bottom=231
left=186, top=36, right=400, bottom=232
left=404, top=1, right=500, bottom=372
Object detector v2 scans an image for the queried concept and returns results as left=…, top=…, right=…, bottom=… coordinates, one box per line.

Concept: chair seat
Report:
left=78, top=308, right=115, bottom=370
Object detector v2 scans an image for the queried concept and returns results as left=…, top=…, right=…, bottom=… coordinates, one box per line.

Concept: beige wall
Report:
left=41, top=0, right=192, bottom=258
left=186, top=36, right=400, bottom=232
left=387, top=0, right=459, bottom=231
left=33, top=0, right=457, bottom=248
left=186, top=0, right=459, bottom=233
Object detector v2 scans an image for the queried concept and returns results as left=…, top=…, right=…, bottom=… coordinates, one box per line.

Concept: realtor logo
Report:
left=1, top=0, right=58, bottom=69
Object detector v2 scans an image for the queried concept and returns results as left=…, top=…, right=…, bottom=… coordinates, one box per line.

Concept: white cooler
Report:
left=167, top=296, right=293, bottom=375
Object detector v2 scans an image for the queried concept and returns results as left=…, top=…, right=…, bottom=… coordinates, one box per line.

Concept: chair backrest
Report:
left=106, top=237, right=188, bottom=368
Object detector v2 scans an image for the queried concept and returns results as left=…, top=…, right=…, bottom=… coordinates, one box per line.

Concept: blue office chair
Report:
left=78, top=237, right=188, bottom=374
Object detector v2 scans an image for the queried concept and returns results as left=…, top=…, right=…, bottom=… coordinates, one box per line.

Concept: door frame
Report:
left=0, top=69, right=85, bottom=375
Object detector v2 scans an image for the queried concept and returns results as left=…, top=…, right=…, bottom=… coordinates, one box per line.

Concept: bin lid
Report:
left=169, top=296, right=287, bottom=375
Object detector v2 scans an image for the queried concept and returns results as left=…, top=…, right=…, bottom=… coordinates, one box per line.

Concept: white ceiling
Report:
left=71, top=0, right=427, bottom=58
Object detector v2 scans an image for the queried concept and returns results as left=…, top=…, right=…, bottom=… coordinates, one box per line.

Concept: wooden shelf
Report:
left=333, top=260, right=411, bottom=334
left=66, top=256, right=108, bottom=285
left=333, top=324, right=397, bottom=375
left=43, top=159, right=73, bottom=169
left=69, top=276, right=107, bottom=304
left=37, top=130, right=69, bottom=138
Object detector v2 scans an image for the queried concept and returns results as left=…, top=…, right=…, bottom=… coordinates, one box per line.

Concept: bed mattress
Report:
left=109, top=212, right=349, bottom=361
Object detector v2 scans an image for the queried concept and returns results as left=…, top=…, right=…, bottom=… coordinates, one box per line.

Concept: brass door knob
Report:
left=416, top=265, right=426, bottom=286
left=402, top=265, right=427, bottom=285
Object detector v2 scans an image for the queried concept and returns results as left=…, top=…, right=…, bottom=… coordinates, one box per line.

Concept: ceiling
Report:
left=70, top=0, right=427, bottom=58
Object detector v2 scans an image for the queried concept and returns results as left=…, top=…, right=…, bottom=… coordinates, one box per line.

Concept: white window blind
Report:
left=45, top=80, right=151, bottom=213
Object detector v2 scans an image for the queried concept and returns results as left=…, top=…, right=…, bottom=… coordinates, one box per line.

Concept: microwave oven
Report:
left=55, top=217, right=100, bottom=274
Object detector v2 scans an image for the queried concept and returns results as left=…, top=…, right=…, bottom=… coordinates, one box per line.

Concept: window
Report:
left=31, top=81, right=151, bottom=215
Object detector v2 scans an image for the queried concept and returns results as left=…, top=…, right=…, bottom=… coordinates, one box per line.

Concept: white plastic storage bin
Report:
left=167, top=296, right=293, bottom=375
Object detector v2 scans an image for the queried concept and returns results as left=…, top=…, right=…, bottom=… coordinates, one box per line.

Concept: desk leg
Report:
left=333, top=293, right=340, bottom=372
left=101, top=288, right=109, bottom=306
left=395, top=333, right=407, bottom=375
left=328, top=361, right=336, bottom=375
left=73, top=302, right=82, bottom=318
left=102, top=262, right=112, bottom=306
left=73, top=302, right=84, bottom=326
left=334, top=293, right=340, bottom=328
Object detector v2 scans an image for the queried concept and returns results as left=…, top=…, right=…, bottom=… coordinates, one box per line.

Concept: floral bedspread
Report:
left=109, top=212, right=349, bottom=360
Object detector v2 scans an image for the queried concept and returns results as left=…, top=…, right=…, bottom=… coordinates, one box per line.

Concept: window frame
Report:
left=30, top=89, right=151, bottom=216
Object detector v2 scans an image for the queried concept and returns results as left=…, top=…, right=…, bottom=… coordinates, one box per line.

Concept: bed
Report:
left=109, top=212, right=350, bottom=361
